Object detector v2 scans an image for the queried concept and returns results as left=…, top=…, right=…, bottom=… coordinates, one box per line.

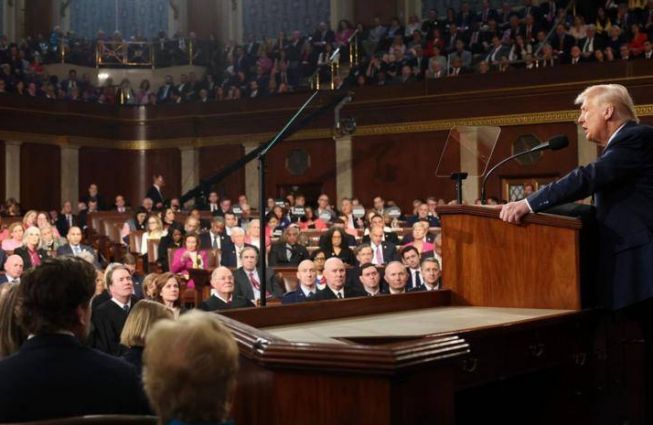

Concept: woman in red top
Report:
left=629, top=24, right=648, bottom=57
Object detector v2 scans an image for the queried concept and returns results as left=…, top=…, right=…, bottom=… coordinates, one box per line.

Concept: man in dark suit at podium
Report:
left=500, top=84, right=653, bottom=418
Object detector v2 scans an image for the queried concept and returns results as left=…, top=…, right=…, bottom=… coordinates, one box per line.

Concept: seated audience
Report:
left=410, top=257, right=442, bottom=291
left=200, top=266, right=254, bottom=311
left=319, top=227, right=355, bottom=265
left=170, top=233, right=210, bottom=287
left=403, top=222, right=435, bottom=255
left=268, top=224, right=309, bottom=266
left=152, top=272, right=184, bottom=318
left=13, top=226, right=47, bottom=270
left=282, top=259, right=318, bottom=304
left=384, top=261, right=409, bottom=294
left=401, top=246, right=422, bottom=290
left=2, top=222, right=24, bottom=252
left=368, top=225, right=399, bottom=265
left=143, top=311, right=239, bottom=425
left=91, top=264, right=140, bottom=356
left=315, top=257, right=364, bottom=300
left=358, top=262, right=387, bottom=296
left=221, top=226, right=255, bottom=268
left=140, top=213, right=166, bottom=255
left=120, top=300, right=173, bottom=378
left=298, top=205, right=328, bottom=230
left=120, top=207, right=148, bottom=244
left=0, top=255, right=23, bottom=284
left=56, top=226, right=96, bottom=260
left=199, top=216, right=233, bottom=252
left=0, top=257, right=148, bottom=422
left=311, top=248, right=328, bottom=289
left=55, top=201, right=78, bottom=237
left=233, top=246, right=281, bottom=304
left=157, top=225, right=184, bottom=272
left=39, top=223, right=64, bottom=255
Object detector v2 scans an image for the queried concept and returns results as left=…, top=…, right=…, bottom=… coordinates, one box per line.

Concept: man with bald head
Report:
left=282, top=260, right=318, bottom=304
left=385, top=261, right=408, bottom=294
left=200, top=266, right=254, bottom=311
left=0, top=255, right=24, bottom=284
left=315, top=258, right=364, bottom=300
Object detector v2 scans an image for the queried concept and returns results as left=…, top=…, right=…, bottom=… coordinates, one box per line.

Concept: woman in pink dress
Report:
left=170, top=233, right=209, bottom=289
left=403, top=222, right=434, bottom=255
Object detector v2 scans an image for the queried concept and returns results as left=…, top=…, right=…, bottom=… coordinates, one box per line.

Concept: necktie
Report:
left=337, top=292, right=343, bottom=299
left=67, top=215, right=72, bottom=227
left=286, top=245, right=293, bottom=261
left=415, top=271, right=422, bottom=287
left=375, top=245, right=383, bottom=264
left=249, top=272, right=260, bottom=290
left=212, top=236, right=218, bottom=249
left=123, top=304, right=129, bottom=312
left=73, top=246, right=80, bottom=255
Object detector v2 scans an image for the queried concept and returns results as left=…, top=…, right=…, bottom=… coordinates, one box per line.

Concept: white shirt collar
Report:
left=111, top=298, right=130, bottom=310
left=607, top=122, right=627, bottom=147
left=300, top=284, right=316, bottom=297
left=215, top=292, right=231, bottom=304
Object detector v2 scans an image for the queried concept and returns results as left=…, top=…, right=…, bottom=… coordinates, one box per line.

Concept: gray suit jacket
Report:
left=233, top=267, right=282, bottom=301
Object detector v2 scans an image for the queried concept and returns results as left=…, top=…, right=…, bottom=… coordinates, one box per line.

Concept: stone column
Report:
left=330, top=0, right=354, bottom=29
left=4, top=140, right=22, bottom=201
left=60, top=144, right=80, bottom=206
left=243, top=142, right=260, bottom=209
left=220, top=0, right=243, bottom=43
left=334, top=135, right=353, bottom=201
left=179, top=145, right=200, bottom=198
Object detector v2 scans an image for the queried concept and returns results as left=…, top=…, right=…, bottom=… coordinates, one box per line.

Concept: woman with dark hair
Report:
left=157, top=225, right=184, bottom=272
left=120, top=207, right=148, bottom=245
left=152, top=272, right=184, bottom=318
left=298, top=206, right=327, bottom=231
left=319, top=227, right=355, bottom=266
left=311, top=248, right=327, bottom=289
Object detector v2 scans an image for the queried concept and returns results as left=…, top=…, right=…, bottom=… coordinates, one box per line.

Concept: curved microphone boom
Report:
left=480, top=135, right=569, bottom=203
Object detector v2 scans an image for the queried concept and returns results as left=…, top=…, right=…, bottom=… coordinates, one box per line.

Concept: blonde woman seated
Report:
left=153, top=272, right=184, bottom=318
left=1, top=223, right=24, bottom=252
left=120, top=300, right=173, bottom=378
left=403, top=222, right=434, bottom=255
left=143, top=311, right=239, bottom=425
left=141, top=214, right=167, bottom=255
left=171, top=233, right=209, bottom=289
left=21, top=210, right=38, bottom=230
left=13, top=227, right=48, bottom=270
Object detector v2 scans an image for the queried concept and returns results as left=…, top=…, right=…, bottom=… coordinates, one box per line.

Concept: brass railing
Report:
left=310, top=29, right=359, bottom=91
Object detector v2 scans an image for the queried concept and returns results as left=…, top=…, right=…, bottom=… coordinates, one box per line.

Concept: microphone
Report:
left=480, top=135, right=569, bottom=203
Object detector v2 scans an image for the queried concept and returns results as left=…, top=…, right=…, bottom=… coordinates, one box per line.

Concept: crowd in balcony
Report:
left=1, top=0, right=653, bottom=105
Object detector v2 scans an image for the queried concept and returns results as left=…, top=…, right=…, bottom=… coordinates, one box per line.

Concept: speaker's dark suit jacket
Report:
left=199, top=294, right=254, bottom=311
left=13, top=246, right=48, bottom=270
left=233, top=267, right=282, bottom=301
left=199, top=231, right=233, bottom=253
left=315, top=285, right=365, bottom=300
left=268, top=242, right=309, bottom=266
left=282, top=287, right=317, bottom=304
left=90, top=297, right=140, bottom=356
left=528, top=121, right=653, bottom=309
left=0, top=334, right=149, bottom=422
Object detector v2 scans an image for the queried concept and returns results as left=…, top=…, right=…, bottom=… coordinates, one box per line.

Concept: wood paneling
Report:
left=79, top=148, right=181, bottom=210
left=354, top=0, right=399, bottom=26
left=263, top=138, right=336, bottom=205
left=198, top=144, right=245, bottom=202
left=188, top=0, right=219, bottom=38
left=24, top=0, right=53, bottom=39
left=20, top=143, right=61, bottom=211
left=352, top=131, right=456, bottom=211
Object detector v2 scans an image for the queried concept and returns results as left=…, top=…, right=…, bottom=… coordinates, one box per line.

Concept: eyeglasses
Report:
left=314, top=256, right=326, bottom=261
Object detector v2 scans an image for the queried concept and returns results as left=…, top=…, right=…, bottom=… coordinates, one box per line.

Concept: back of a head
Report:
left=575, top=84, right=639, bottom=124
left=143, top=310, right=239, bottom=424
left=0, top=284, right=26, bottom=359
left=19, top=257, right=96, bottom=335
left=119, top=300, right=173, bottom=348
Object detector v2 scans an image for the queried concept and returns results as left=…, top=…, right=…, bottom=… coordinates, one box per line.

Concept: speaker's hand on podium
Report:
left=500, top=199, right=531, bottom=224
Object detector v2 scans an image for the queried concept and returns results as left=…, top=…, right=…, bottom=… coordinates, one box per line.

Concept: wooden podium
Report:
left=215, top=205, right=610, bottom=425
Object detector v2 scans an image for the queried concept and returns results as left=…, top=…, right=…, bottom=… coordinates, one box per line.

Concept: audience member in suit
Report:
left=0, top=249, right=5, bottom=271
left=170, top=233, right=210, bottom=288
left=500, top=84, right=653, bottom=417
left=146, top=173, right=166, bottom=210
left=315, top=257, right=364, bottom=300
left=359, top=262, right=388, bottom=296
left=78, top=199, right=100, bottom=231
left=156, top=75, right=176, bottom=103
left=204, top=191, right=221, bottom=214
left=122, top=253, right=145, bottom=299
left=407, top=203, right=441, bottom=227
left=362, top=214, right=400, bottom=245
left=113, top=194, right=130, bottom=213
left=319, top=227, right=356, bottom=266
left=268, top=225, right=309, bottom=266
left=79, top=183, right=106, bottom=211
left=346, top=244, right=373, bottom=291
left=579, top=25, right=604, bottom=59
left=401, top=246, right=423, bottom=290
left=0, top=255, right=23, bottom=284
left=385, top=261, right=409, bottom=294
left=200, top=266, right=255, bottom=311
left=120, top=300, right=173, bottom=379
left=0, top=257, right=148, bottom=422
left=90, top=264, right=141, bottom=356
left=13, top=226, right=48, bottom=270
left=55, top=200, right=78, bottom=237
left=368, top=225, right=399, bottom=265
left=158, top=225, right=184, bottom=272
left=56, top=226, right=97, bottom=262
left=233, top=246, right=282, bottom=304
left=282, top=259, right=319, bottom=304
left=221, top=227, right=255, bottom=268
left=143, top=310, right=239, bottom=425
left=199, top=216, right=234, bottom=254
left=549, top=23, right=576, bottom=61
left=410, top=257, right=442, bottom=292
